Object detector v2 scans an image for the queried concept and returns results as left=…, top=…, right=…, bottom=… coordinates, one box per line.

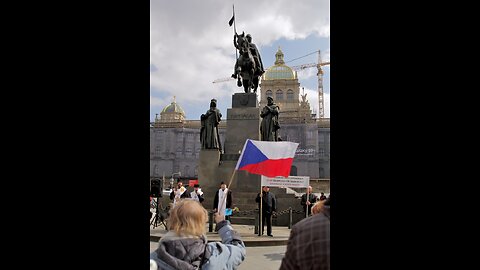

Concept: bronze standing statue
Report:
left=200, top=99, right=222, bottom=151
left=260, top=96, right=280, bottom=141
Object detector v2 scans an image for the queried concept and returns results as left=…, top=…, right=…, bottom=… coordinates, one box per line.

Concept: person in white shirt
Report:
left=213, top=182, right=233, bottom=222
left=190, top=184, right=205, bottom=204
left=169, top=180, right=190, bottom=207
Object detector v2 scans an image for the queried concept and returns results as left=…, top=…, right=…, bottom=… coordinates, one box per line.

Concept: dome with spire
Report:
left=263, top=47, right=296, bottom=80
left=161, top=101, right=185, bottom=115
left=158, top=97, right=185, bottom=123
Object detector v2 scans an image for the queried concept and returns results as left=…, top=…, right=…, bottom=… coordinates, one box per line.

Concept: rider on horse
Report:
left=231, top=33, right=264, bottom=80
left=245, top=34, right=265, bottom=77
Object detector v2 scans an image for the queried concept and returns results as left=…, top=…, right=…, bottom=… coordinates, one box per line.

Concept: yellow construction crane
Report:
left=212, top=50, right=330, bottom=118
left=290, top=51, right=330, bottom=118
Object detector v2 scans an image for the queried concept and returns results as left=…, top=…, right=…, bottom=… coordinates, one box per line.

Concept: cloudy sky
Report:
left=150, top=0, right=330, bottom=122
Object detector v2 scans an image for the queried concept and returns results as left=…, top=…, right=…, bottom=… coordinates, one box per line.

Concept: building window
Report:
left=153, top=165, right=159, bottom=176
left=319, top=148, right=325, bottom=157
left=319, top=168, right=325, bottom=178
left=155, top=146, right=161, bottom=156
left=184, top=165, right=190, bottom=177
left=276, top=90, right=283, bottom=100
left=318, top=133, right=325, bottom=143
left=287, top=89, right=294, bottom=100
left=266, top=90, right=272, bottom=99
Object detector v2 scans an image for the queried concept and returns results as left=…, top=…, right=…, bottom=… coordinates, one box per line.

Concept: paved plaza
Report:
left=150, top=241, right=287, bottom=270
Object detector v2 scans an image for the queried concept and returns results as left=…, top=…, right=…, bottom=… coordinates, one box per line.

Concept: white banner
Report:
left=261, top=175, right=310, bottom=188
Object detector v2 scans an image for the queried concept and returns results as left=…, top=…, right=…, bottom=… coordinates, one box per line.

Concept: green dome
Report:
left=161, top=101, right=185, bottom=115
left=263, top=47, right=296, bottom=80
left=264, top=65, right=295, bottom=80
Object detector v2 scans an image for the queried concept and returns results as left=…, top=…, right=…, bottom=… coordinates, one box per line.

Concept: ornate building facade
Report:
left=150, top=49, right=330, bottom=185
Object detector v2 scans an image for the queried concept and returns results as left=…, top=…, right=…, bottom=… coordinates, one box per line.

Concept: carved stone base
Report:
left=231, top=92, right=257, bottom=108
left=198, top=149, right=220, bottom=191
left=223, top=106, right=261, bottom=155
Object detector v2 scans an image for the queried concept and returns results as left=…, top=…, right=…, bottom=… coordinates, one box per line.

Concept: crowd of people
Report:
left=150, top=180, right=330, bottom=270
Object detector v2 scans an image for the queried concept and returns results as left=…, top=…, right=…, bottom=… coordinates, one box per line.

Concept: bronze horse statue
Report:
left=232, top=33, right=260, bottom=93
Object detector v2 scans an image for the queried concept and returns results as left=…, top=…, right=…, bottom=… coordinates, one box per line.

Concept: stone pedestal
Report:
left=223, top=93, right=261, bottom=155
left=200, top=93, right=263, bottom=210
left=178, top=93, right=304, bottom=225
left=222, top=93, right=261, bottom=193
left=198, top=149, right=221, bottom=191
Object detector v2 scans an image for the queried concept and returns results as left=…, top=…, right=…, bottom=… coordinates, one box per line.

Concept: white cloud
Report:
left=150, top=0, right=330, bottom=119
left=296, top=67, right=318, bottom=80
left=150, top=96, right=167, bottom=107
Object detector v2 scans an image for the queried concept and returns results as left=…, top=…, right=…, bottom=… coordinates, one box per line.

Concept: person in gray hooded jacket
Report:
left=150, top=199, right=246, bottom=270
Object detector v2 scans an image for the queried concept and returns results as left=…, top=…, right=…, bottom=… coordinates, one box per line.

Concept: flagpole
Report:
left=232, top=4, right=238, bottom=60
left=306, top=187, right=309, bottom=218
left=227, top=167, right=236, bottom=191
left=259, top=184, right=263, bottom=236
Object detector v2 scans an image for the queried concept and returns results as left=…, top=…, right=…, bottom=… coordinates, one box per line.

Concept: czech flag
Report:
left=235, top=139, right=299, bottom=177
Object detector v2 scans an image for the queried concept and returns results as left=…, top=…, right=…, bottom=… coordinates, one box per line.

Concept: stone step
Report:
left=229, top=216, right=256, bottom=225
left=233, top=191, right=262, bottom=196
left=232, top=190, right=299, bottom=197
left=201, top=189, right=297, bottom=198
left=233, top=197, right=257, bottom=205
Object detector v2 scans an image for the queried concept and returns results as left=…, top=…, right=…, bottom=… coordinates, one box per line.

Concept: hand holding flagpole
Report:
left=306, top=188, right=309, bottom=218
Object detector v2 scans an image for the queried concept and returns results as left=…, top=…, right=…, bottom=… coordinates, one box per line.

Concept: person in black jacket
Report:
left=301, top=186, right=317, bottom=216
left=319, top=192, right=327, bottom=201
left=255, top=186, right=276, bottom=237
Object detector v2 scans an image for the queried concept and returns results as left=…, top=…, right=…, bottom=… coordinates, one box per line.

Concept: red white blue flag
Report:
left=235, top=139, right=299, bottom=177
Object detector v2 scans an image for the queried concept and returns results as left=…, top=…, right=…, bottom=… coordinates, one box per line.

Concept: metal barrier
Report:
left=208, top=209, right=260, bottom=233
left=207, top=208, right=306, bottom=233
left=272, top=207, right=304, bottom=229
